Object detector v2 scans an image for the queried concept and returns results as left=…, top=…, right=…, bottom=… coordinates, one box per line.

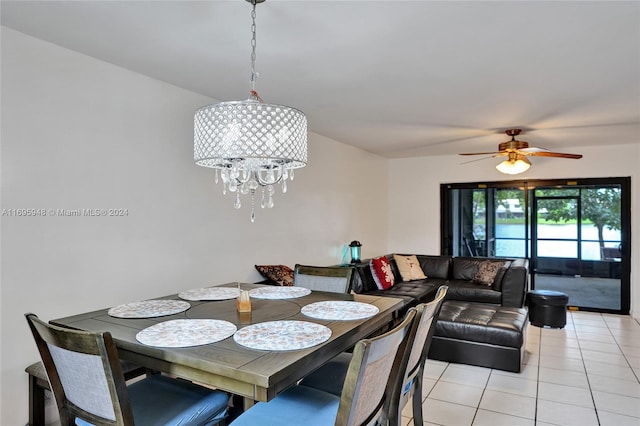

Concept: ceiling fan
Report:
left=459, top=129, right=583, bottom=175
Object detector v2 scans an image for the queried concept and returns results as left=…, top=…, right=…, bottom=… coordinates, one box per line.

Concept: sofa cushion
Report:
left=491, top=261, right=512, bottom=291
left=393, top=254, right=427, bottom=281
left=434, top=301, right=528, bottom=348
left=452, top=258, right=483, bottom=280
left=367, top=279, right=441, bottom=304
left=473, top=260, right=506, bottom=286
left=370, top=256, right=395, bottom=290
left=255, top=265, right=294, bottom=286
left=350, top=263, right=377, bottom=293
left=417, top=255, right=451, bottom=280
left=444, top=280, right=502, bottom=305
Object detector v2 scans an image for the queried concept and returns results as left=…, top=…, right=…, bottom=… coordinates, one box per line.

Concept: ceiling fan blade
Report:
left=458, top=130, right=583, bottom=161
left=460, top=153, right=507, bottom=164
left=459, top=151, right=502, bottom=156
left=525, top=151, right=583, bottom=159
left=519, top=146, right=549, bottom=153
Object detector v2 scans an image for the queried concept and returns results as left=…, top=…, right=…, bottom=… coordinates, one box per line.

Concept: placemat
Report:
left=301, top=301, right=379, bottom=321
left=107, top=300, right=191, bottom=318
left=136, top=319, right=237, bottom=348
left=179, top=287, right=240, bottom=301
left=249, top=286, right=311, bottom=300
left=233, top=320, right=331, bottom=351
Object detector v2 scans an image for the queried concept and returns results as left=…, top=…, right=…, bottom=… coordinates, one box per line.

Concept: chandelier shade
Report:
left=194, top=100, right=307, bottom=170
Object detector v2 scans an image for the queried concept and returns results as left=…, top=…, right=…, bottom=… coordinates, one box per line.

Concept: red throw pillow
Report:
left=370, top=256, right=395, bottom=290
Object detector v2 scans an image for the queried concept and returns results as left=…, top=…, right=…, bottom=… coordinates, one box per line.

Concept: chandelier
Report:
left=194, top=0, right=307, bottom=222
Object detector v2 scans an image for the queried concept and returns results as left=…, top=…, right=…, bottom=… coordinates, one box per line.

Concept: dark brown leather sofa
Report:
left=349, top=254, right=529, bottom=309
left=349, top=254, right=530, bottom=372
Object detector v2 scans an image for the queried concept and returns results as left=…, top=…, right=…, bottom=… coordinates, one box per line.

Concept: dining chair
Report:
left=299, top=286, right=449, bottom=426
left=230, top=307, right=417, bottom=426
left=294, top=264, right=353, bottom=293
left=25, top=313, right=230, bottom=426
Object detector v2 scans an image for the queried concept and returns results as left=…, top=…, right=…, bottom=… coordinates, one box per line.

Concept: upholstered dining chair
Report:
left=300, top=286, right=449, bottom=426
left=230, top=308, right=417, bottom=426
left=294, top=264, right=353, bottom=293
left=25, top=313, right=230, bottom=426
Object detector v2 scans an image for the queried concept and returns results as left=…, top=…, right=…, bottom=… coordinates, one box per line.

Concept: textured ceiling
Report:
left=2, top=0, right=639, bottom=158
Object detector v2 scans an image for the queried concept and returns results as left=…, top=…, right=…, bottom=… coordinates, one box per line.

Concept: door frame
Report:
left=441, top=177, right=631, bottom=315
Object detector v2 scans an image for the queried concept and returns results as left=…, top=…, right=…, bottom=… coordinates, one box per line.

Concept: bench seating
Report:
left=427, top=301, right=529, bottom=372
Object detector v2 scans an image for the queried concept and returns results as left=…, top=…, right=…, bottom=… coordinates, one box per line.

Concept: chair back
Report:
left=25, top=313, right=134, bottom=425
left=294, top=264, right=353, bottom=293
left=335, top=308, right=416, bottom=426
left=386, top=286, right=448, bottom=426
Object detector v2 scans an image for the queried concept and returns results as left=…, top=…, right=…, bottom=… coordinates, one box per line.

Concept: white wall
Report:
left=0, top=27, right=388, bottom=425
left=3, top=24, right=639, bottom=426
left=388, top=144, right=640, bottom=320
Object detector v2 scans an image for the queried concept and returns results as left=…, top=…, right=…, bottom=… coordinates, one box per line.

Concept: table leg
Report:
left=243, top=397, right=255, bottom=411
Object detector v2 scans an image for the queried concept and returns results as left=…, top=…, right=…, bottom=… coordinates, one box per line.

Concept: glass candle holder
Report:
left=237, top=289, right=252, bottom=313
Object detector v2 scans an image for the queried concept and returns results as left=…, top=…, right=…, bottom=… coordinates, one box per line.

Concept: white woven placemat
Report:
left=136, top=319, right=237, bottom=348
left=108, top=300, right=191, bottom=318
left=233, top=320, right=331, bottom=351
left=249, top=286, right=311, bottom=300
left=178, top=287, right=240, bottom=301
left=301, top=301, right=379, bottom=321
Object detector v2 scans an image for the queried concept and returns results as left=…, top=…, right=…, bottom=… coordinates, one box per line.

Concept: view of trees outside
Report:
left=539, top=188, right=621, bottom=252
left=471, top=187, right=622, bottom=260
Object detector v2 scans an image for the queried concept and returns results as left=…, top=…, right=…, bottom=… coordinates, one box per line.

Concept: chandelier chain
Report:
left=250, top=2, right=258, bottom=92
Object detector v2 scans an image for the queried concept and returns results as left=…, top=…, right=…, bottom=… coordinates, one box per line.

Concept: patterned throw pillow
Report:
left=255, top=265, right=294, bottom=286
left=393, top=254, right=427, bottom=281
left=370, top=256, right=395, bottom=290
left=473, top=260, right=505, bottom=286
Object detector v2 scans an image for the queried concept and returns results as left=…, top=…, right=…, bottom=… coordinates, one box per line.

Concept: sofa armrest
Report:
left=501, top=258, right=529, bottom=307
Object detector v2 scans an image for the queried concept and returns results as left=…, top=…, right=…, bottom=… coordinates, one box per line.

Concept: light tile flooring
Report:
left=401, top=311, right=640, bottom=426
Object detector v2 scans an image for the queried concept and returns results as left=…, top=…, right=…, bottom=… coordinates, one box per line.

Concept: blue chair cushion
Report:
left=76, top=374, right=228, bottom=426
left=298, top=352, right=351, bottom=397
left=231, top=385, right=340, bottom=426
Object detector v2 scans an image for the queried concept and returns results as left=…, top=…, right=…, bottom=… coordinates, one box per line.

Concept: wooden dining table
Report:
left=51, top=283, right=404, bottom=408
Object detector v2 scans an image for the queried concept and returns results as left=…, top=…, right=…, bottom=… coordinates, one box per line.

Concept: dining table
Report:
left=51, top=283, right=404, bottom=409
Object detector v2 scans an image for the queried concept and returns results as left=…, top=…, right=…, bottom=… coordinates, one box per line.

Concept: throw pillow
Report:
left=393, top=254, right=427, bottom=281
left=473, top=260, right=505, bottom=286
left=370, top=256, right=395, bottom=290
left=255, top=265, right=294, bottom=286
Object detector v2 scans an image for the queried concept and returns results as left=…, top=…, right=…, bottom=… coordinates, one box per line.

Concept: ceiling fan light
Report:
left=496, top=157, right=531, bottom=175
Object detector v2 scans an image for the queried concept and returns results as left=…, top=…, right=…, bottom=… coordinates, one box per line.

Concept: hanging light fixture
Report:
left=496, top=152, right=531, bottom=175
left=194, top=0, right=307, bottom=222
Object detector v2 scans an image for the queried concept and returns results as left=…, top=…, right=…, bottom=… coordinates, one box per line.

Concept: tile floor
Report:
left=401, top=311, right=640, bottom=426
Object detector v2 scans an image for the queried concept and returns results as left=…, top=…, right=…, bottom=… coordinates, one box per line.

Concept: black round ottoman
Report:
left=527, top=290, right=569, bottom=328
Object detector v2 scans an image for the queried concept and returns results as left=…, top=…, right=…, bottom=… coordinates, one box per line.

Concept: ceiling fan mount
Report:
left=498, top=129, right=529, bottom=151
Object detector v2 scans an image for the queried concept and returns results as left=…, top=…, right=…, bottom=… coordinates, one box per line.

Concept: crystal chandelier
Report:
left=194, top=0, right=307, bottom=222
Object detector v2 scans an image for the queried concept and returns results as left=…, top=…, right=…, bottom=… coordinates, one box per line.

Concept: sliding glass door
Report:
left=532, top=185, right=623, bottom=311
left=441, top=178, right=630, bottom=314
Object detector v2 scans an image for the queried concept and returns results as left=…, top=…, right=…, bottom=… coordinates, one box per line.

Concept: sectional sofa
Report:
left=349, top=253, right=530, bottom=372
left=349, top=254, right=529, bottom=309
